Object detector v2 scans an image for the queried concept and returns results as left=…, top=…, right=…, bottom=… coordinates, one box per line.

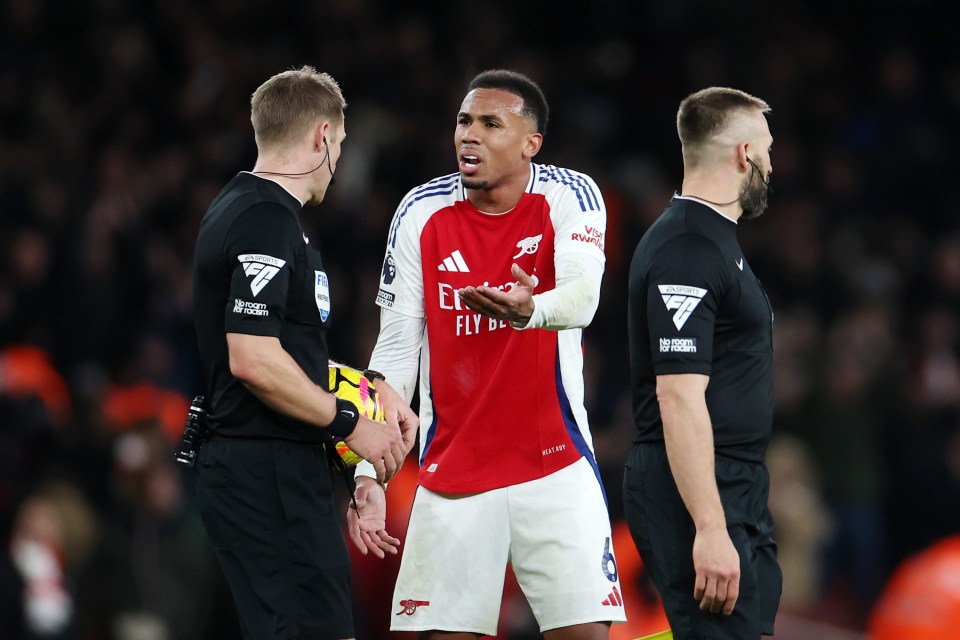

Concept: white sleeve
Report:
left=355, top=307, right=424, bottom=481
left=375, top=191, right=425, bottom=319
left=551, top=171, right=607, bottom=266
left=515, top=169, right=606, bottom=331
left=368, top=307, right=423, bottom=404
left=514, top=253, right=604, bottom=330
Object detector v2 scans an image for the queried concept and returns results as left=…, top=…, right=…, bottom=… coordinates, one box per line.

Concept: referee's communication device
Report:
left=174, top=395, right=208, bottom=466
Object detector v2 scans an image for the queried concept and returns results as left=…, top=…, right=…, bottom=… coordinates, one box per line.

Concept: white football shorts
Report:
left=391, top=456, right=627, bottom=635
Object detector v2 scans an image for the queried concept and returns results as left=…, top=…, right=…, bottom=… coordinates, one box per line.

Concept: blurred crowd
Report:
left=1, top=0, right=958, bottom=638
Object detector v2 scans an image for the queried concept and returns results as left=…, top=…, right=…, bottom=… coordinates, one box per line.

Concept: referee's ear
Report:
left=312, top=120, right=331, bottom=153
left=735, top=142, right=751, bottom=172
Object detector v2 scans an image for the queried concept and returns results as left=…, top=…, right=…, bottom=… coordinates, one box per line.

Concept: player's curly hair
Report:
left=468, top=69, right=549, bottom=135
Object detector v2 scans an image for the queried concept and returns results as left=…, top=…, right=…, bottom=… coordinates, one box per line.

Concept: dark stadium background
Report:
left=1, top=0, right=956, bottom=638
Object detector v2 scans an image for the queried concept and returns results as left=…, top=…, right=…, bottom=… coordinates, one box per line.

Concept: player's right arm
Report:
left=656, top=372, right=740, bottom=615
left=367, top=187, right=428, bottom=417
left=369, top=307, right=422, bottom=449
left=347, top=309, right=424, bottom=555
left=348, top=186, right=429, bottom=554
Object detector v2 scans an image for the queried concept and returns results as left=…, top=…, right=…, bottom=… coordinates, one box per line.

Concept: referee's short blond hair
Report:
left=677, top=87, right=769, bottom=166
left=251, top=66, right=346, bottom=151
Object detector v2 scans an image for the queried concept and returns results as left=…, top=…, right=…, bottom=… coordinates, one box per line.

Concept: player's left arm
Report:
left=458, top=255, right=602, bottom=329
left=459, top=173, right=606, bottom=330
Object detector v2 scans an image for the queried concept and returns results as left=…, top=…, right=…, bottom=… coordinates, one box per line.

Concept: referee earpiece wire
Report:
left=252, top=136, right=334, bottom=182
left=322, top=136, right=336, bottom=185
left=680, top=156, right=770, bottom=207
left=683, top=193, right=740, bottom=208
left=747, top=157, right=772, bottom=194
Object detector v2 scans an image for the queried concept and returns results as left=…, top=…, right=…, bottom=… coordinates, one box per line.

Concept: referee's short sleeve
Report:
left=647, top=234, right=729, bottom=375
left=223, top=204, right=298, bottom=337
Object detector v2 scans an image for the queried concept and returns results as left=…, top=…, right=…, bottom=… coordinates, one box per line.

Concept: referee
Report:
left=624, top=87, right=782, bottom=639
left=192, top=66, right=414, bottom=640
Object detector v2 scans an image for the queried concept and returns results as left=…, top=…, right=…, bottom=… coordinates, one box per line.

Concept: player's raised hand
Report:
left=373, top=379, right=419, bottom=455
left=458, top=263, right=536, bottom=325
left=347, top=476, right=400, bottom=558
left=692, top=526, right=741, bottom=615
left=343, top=416, right=405, bottom=483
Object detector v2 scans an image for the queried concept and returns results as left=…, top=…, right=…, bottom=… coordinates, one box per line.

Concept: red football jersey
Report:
left=376, top=164, right=607, bottom=493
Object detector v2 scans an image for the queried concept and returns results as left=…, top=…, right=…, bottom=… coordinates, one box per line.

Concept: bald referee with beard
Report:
left=624, top=87, right=782, bottom=639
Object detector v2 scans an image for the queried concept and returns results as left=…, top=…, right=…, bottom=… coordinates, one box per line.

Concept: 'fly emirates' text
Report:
left=439, top=282, right=516, bottom=337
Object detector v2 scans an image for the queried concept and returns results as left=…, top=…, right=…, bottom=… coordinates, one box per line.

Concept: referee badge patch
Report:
left=658, top=284, right=707, bottom=330
left=315, top=270, right=331, bottom=321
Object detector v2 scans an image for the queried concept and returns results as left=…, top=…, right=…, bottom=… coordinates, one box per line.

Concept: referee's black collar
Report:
left=673, top=193, right=738, bottom=225
left=238, top=171, right=304, bottom=211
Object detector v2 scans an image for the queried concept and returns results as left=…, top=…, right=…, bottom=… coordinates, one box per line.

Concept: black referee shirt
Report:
left=627, top=196, right=774, bottom=462
left=193, top=172, right=333, bottom=443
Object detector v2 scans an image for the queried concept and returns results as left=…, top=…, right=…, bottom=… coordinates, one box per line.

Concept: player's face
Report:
left=455, top=88, right=539, bottom=191
left=740, top=117, right=773, bottom=220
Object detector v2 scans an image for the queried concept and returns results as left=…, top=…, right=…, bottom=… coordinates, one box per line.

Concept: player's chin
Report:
left=461, top=176, right=487, bottom=190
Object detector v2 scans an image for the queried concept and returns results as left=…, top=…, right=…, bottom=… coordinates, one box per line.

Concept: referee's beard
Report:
left=739, top=170, right=770, bottom=220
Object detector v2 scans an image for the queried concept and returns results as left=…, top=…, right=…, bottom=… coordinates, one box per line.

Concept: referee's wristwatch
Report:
left=363, top=369, right=386, bottom=383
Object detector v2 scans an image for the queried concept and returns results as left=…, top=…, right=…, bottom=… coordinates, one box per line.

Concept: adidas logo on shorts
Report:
left=601, top=585, right=623, bottom=607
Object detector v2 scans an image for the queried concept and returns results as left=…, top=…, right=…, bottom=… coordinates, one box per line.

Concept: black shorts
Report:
left=623, top=442, right=782, bottom=640
left=195, top=436, right=353, bottom=640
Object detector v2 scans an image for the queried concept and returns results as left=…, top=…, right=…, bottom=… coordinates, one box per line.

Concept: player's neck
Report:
left=465, top=169, right=529, bottom=214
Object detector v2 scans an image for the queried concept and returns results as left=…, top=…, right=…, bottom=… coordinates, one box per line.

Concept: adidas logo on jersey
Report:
left=658, top=284, right=707, bottom=330
left=238, top=253, right=287, bottom=296
left=601, top=586, right=623, bottom=607
left=438, top=250, right=470, bottom=272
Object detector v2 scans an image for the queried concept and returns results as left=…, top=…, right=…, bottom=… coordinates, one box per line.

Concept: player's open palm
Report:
left=344, top=416, right=405, bottom=483
left=347, top=478, right=400, bottom=558
left=692, top=527, right=741, bottom=615
left=458, top=262, right=535, bottom=324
